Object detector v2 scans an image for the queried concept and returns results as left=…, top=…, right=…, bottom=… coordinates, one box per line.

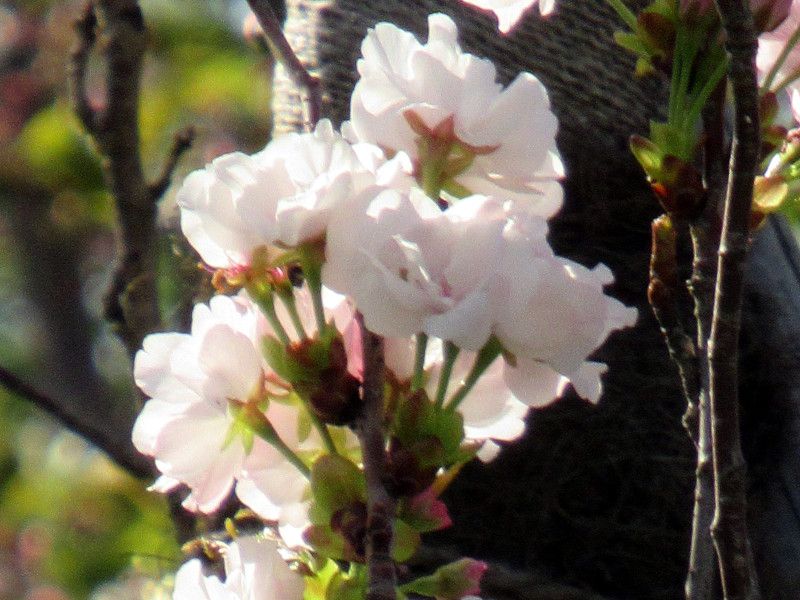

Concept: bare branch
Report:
left=709, top=1, right=761, bottom=597
left=244, top=0, right=322, bottom=129
left=0, top=365, right=152, bottom=478
left=648, top=215, right=701, bottom=425
left=684, top=80, right=727, bottom=600
left=69, top=0, right=192, bottom=359
left=355, top=313, right=397, bottom=600
left=69, top=2, right=97, bottom=132
left=149, top=126, right=196, bottom=201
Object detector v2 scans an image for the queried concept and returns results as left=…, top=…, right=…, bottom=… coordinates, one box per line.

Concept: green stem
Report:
left=434, top=341, right=459, bottom=410
left=411, top=333, right=428, bottom=392
left=296, top=390, right=339, bottom=455
left=445, top=337, right=503, bottom=411
left=249, top=285, right=291, bottom=347
left=312, top=414, right=340, bottom=456
left=762, top=23, right=800, bottom=92
left=772, top=63, right=800, bottom=95
left=299, top=247, right=328, bottom=335
left=242, top=403, right=311, bottom=477
left=669, top=27, right=685, bottom=123
left=605, top=0, right=638, bottom=31
left=422, top=159, right=445, bottom=201
left=685, top=56, right=729, bottom=130
left=277, top=287, right=308, bottom=340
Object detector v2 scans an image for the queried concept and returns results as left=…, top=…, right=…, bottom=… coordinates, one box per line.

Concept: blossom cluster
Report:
left=132, top=11, right=636, bottom=600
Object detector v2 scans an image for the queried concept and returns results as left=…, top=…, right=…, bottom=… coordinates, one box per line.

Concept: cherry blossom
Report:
left=132, top=294, right=272, bottom=512
left=324, top=188, right=509, bottom=350
left=325, top=184, right=636, bottom=404
left=172, top=536, right=304, bottom=600
left=460, top=0, right=555, bottom=34
left=177, top=120, right=401, bottom=270
left=495, top=225, right=638, bottom=402
left=348, top=13, right=563, bottom=217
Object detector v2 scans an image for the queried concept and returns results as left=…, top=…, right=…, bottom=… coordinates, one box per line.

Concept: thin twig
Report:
left=244, top=0, right=322, bottom=129
left=355, top=313, right=397, bottom=600
left=70, top=0, right=156, bottom=359
left=685, top=80, right=727, bottom=600
left=709, top=1, right=761, bottom=598
left=0, top=365, right=152, bottom=478
left=69, top=0, right=193, bottom=360
left=69, top=0, right=198, bottom=539
left=148, top=126, right=196, bottom=201
left=648, top=215, right=702, bottom=423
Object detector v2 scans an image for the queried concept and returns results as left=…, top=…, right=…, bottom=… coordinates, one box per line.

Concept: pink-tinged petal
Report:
left=172, top=559, right=219, bottom=600
left=147, top=475, right=181, bottom=494
left=502, top=358, right=564, bottom=408
left=198, top=325, right=263, bottom=402
left=236, top=459, right=308, bottom=521
left=460, top=0, right=547, bottom=33
left=424, top=288, right=493, bottom=350
left=476, top=440, right=502, bottom=462
left=180, top=444, right=243, bottom=514
left=792, top=86, right=800, bottom=123
left=134, top=332, right=191, bottom=400
left=132, top=399, right=190, bottom=455
left=232, top=537, right=305, bottom=598
left=277, top=502, right=313, bottom=549
left=561, top=361, right=608, bottom=404
left=178, top=154, right=264, bottom=269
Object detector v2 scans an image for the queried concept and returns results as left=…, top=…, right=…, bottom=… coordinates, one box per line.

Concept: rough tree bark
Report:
left=271, top=1, right=800, bottom=598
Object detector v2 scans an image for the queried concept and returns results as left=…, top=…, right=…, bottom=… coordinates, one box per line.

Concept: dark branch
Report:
left=355, top=313, right=397, bottom=600
left=685, top=80, right=727, bottom=600
left=69, top=2, right=97, bottom=132
left=648, top=215, right=701, bottom=428
left=69, top=0, right=194, bottom=359
left=244, top=0, right=322, bottom=128
left=709, top=1, right=761, bottom=598
left=149, top=126, right=196, bottom=201
left=0, top=365, right=152, bottom=478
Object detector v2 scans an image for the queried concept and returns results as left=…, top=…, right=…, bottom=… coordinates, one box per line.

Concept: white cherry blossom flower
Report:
left=177, top=120, right=403, bottom=270
left=133, top=295, right=266, bottom=512
left=132, top=294, right=310, bottom=514
left=460, top=0, right=556, bottom=34
left=495, top=219, right=639, bottom=402
left=178, top=152, right=269, bottom=269
left=325, top=184, right=636, bottom=404
left=348, top=13, right=563, bottom=217
left=324, top=188, right=507, bottom=350
left=172, top=536, right=304, bottom=600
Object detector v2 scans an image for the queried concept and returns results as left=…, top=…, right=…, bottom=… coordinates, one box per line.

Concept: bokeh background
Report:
left=0, top=0, right=273, bottom=597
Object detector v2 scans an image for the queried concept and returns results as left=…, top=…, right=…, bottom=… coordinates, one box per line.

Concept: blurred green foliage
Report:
left=0, top=0, right=273, bottom=597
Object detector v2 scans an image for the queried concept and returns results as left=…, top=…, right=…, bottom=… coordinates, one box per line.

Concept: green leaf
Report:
left=392, top=518, right=421, bottom=563
left=303, top=559, right=340, bottom=600
left=262, top=336, right=311, bottom=384
left=309, top=455, right=366, bottom=523
left=325, top=565, right=367, bottom=600
left=303, top=524, right=349, bottom=560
